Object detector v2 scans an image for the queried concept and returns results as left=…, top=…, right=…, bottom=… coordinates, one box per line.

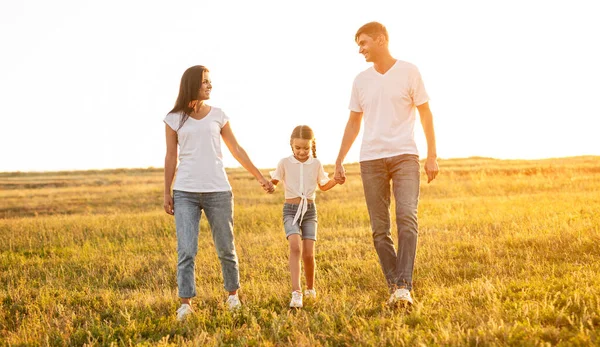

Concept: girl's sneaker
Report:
left=226, top=293, right=241, bottom=311
left=289, top=290, right=303, bottom=308
left=176, top=303, right=194, bottom=321
left=304, top=288, right=317, bottom=299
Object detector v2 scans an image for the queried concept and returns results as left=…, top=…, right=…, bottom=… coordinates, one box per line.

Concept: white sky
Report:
left=1, top=0, right=599, bottom=172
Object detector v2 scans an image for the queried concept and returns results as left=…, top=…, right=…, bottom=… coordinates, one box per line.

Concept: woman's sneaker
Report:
left=304, top=288, right=317, bottom=300
left=289, top=291, right=303, bottom=308
left=388, top=288, right=413, bottom=306
left=176, top=303, right=194, bottom=321
left=226, top=293, right=241, bottom=311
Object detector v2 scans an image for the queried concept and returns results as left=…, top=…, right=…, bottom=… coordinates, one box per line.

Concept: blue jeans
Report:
left=360, top=154, right=420, bottom=291
left=173, top=190, right=239, bottom=297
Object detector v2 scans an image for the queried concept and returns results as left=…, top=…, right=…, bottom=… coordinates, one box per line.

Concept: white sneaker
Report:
left=176, top=303, right=193, bottom=321
left=304, top=288, right=317, bottom=299
left=289, top=291, right=303, bottom=308
left=388, top=288, right=414, bottom=306
left=226, top=293, right=241, bottom=311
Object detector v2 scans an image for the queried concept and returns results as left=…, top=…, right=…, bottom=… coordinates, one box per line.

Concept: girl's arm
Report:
left=318, top=179, right=337, bottom=191
left=271, top=179, right=279, bottom=186
left=221, top=122, right=274, bottom=193
left=164, top=124, right=178, bottom=215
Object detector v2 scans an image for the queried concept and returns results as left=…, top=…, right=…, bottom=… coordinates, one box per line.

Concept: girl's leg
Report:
left=300, top=207, right=318, bottom=291
left=302, top=239, right=315, bottom=289
left=288, top=234, right=302, bottom=292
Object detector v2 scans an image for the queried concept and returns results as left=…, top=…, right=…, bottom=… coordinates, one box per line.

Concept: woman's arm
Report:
left=221, top=122, right=274, bottom=193
left=164, top=124, right=178, bottom=215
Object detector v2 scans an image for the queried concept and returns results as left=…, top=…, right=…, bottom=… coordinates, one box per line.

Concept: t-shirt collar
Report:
left=287, top=155, right=314, bottom=164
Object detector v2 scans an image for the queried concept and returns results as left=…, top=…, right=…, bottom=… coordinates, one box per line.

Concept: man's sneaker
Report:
left=289, top=290, right=303, bottom=308
left=388, top=288, right=414, bottom=306
left=226, top=293, right=241, bottom=311
left=176, top=303, right=194, bottom=321
left=304, top=288, right=317, bottom=299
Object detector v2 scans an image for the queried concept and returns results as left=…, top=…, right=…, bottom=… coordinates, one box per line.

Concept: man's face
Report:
left=356, top=33, right=381, bottom=62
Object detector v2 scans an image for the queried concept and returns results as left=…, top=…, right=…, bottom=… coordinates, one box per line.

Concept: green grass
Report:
left=1, top=156, right=599, bottom=345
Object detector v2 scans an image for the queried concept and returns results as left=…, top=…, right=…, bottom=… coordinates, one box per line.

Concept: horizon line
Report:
left=2, top=155, right=599, bottom=175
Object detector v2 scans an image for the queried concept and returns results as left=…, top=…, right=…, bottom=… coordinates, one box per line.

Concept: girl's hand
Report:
left=164, top=193, right=174, bottom=215
left=259, top=178, right=275, bottom=193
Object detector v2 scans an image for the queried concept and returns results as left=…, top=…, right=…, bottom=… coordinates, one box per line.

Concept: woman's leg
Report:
left=174, top=190, right=202, bottom=302
left=203, top=191, right=240, bottom=294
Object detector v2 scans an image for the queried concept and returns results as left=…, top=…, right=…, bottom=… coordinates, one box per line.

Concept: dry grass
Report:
left=1, top=156, right=599, bottom=345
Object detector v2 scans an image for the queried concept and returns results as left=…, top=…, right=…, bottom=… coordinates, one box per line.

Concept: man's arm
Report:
left=334, top=111, right=363, bottom=184
left=417, top=102, right=439, bottom=183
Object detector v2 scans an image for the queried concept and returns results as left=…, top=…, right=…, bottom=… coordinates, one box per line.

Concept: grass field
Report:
left=1, top=156, right=599, bottom=346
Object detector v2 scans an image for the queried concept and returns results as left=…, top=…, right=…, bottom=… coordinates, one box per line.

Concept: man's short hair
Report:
left=355, top=22, right=389, bottom=43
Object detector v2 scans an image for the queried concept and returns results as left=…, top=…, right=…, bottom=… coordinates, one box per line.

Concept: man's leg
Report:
left=389, top=154, right=421, bottom=291
left=360, top=159, right=396, bottom=290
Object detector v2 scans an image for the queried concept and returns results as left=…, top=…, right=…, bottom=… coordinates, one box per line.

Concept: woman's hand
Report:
left=164, top=193, right=174, bottom=215
left=259, top=178, right=275, bottom=193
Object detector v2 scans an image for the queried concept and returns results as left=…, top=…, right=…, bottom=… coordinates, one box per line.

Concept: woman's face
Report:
left=197, top=71, right=212, bottom=100
left=291, top=138, right=312, bottom=162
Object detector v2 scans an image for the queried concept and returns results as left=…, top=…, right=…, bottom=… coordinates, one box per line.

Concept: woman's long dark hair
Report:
left=168, top=65, right=209, bottom=131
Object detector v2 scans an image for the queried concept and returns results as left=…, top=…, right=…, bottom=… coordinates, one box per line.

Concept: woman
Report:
left=163, top=65, right=274, bottom=321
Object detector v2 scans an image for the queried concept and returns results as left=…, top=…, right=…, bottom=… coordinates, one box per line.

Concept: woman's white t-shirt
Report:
left=164, top=107, right=232, bottom=192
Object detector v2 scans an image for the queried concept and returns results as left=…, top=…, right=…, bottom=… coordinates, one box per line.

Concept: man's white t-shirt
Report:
left=348, top=60, right=429, bottom=162
left=164, top=107, right=232, bottom=192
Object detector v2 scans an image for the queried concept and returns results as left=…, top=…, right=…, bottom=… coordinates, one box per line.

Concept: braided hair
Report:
left=290, top=125, right=317, bottom=158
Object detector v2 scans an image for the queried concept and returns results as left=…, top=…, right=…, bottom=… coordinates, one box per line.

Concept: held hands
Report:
left=259, top=178, right=275, bottom=193
left=334, top=162, right=346, bottom=185
left=424, top=157, right=439, bottom=183
left=163, top=193, right=174, bottom=215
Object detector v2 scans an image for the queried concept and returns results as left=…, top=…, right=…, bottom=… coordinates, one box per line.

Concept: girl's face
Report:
left=291, top=138, right=312, bottom=162
left=197, top=71, right=212, bottom=101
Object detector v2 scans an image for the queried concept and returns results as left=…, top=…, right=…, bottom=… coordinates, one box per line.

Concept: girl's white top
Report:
left=164, top=107, right=232, bottom=192
left=270, top=156, right=331, bottom=225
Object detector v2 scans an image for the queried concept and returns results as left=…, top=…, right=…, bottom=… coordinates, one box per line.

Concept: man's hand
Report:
left=334, top=162, right=346, bottom=185
left=424, top=157, right=439, bottom=183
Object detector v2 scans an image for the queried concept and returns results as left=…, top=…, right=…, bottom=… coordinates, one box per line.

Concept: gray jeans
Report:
left=360, top=154, right=420, bottom=291
left=173, top=190, right=239, bottom=297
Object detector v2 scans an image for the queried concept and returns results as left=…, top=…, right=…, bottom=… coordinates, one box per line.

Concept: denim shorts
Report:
left=283, top=203, right=318, bottom=241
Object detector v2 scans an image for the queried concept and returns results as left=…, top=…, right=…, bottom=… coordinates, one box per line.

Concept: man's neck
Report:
left=373, top=54, right=397, bottom=75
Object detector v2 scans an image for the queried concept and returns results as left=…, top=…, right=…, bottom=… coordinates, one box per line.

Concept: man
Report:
left=334, top=22, right=439, bottom=306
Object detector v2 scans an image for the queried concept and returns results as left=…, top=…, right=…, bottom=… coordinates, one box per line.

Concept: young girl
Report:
left=270, top=125, right=338, bottom=308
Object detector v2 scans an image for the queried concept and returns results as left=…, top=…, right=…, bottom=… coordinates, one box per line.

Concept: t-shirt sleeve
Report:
left=163, top=113, right=179, bottom=131
left=410, top=66, right=430, bottom=107
left=348, top=77, right=362, bottom=112
left=316, top=160, right=330, bottom=186
left=219, top=109, right=231, bottom=128
left=269, top=159, right=285, bottom=181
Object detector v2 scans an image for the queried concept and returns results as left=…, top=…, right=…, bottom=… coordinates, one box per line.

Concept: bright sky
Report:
left=1, top=0, right=599, bottom=172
